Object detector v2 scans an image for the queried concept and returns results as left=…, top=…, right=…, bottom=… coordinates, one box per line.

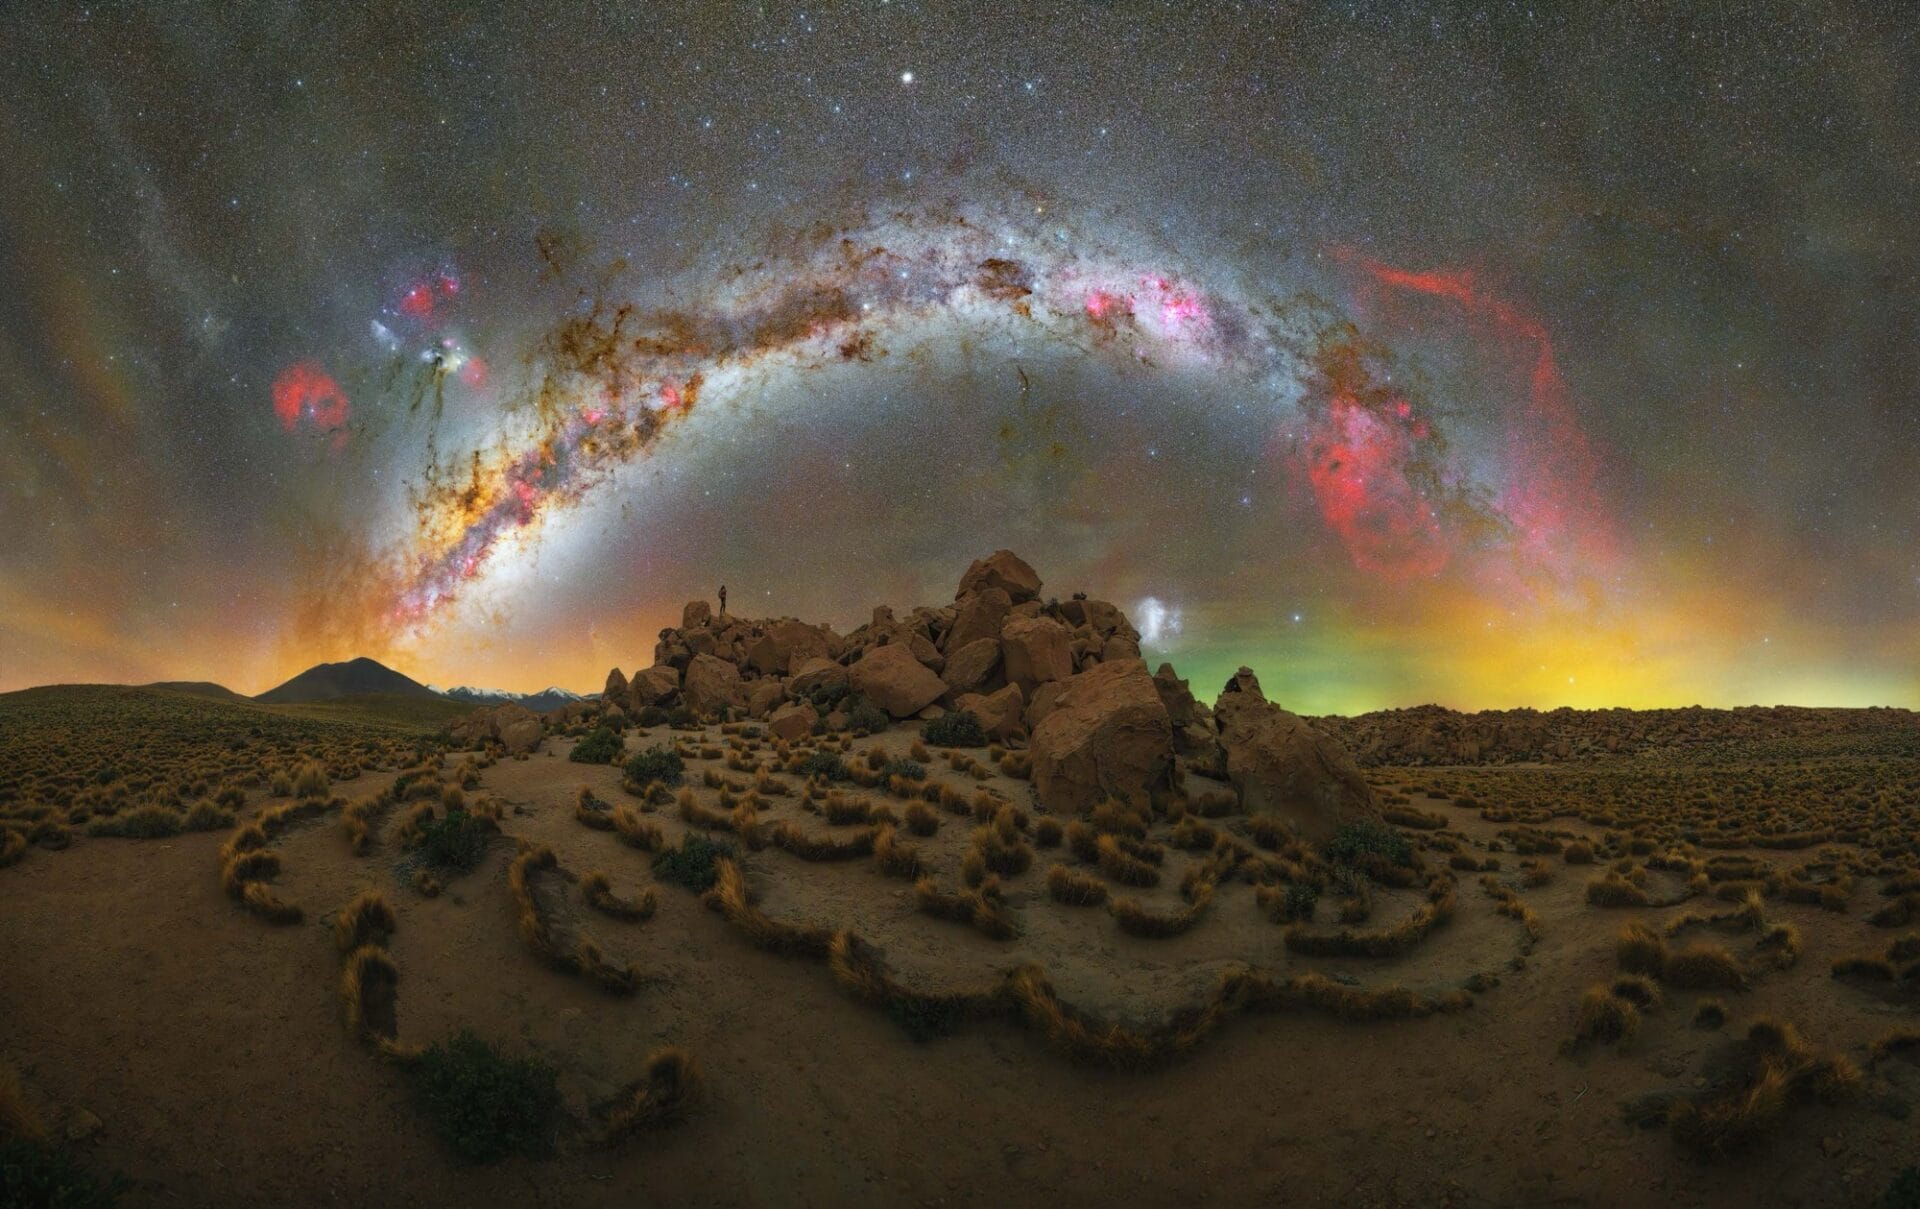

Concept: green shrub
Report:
left=923, top=710, right=987, bottom=748
left=636, top=705, right=669, bottom=727
left=651, top=833, right=735, bottom=891
left=846, top=697, right=890, bottom=734
left=419, top=809, right=492, bottom=872
left=795, top=752, right=850, bottom=782
left=807, top=682, right=850, bottom=710
left=411, top=1030, right=561, bottom=1163
left=883, top=758, right=926, bottom=782
left=624, top=745, right=685, bottom=787
left=568, top=727, right=622, bottom=765
left=0, top=1138, right=125, bottom=1207
left=1281, top=882, right=1319, bottom=922
left=1325, top=818, right=1413, bottom=868
left=1882, top=1167, right=1920, bottom=1209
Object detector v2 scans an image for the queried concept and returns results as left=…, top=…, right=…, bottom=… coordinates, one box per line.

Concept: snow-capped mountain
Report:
left=430, top=684, right=595, bottom=713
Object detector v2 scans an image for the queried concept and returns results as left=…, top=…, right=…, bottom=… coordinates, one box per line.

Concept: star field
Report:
left=1, top=1, right=1916, bottom=710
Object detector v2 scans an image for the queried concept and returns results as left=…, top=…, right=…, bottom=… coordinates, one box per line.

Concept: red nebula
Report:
left=1304, top=384, right=1450, bottom=582
left=399, top=282, right=435, bottom=319
left=457, top=356, right=489, bottom=388
left=271, top=361, right=351, bottom=438
left=1336, top=250, right=1614, bottom=573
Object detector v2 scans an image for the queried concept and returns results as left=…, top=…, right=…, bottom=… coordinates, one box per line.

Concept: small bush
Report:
left=1694, top=998, right=1728, bottom=1029
left=569, top=727, right=623, bottom=765
left=411, top=1030, right=562, bottom=1163
left=1324, top=819, right=1412, bottom=868
left=87, top=805, right=182, bottom=839
left=1571, top=986, right=1639, bottom=1047
left=1616, top=923, right=1668, bottom=977
left=0, top=1138, right=125, bottom=1208
left=1665, top=943, right=1746, bottom=991
left=796, top=752, right=851, bottom=782
left=651, top=833, right=735, bottom=892
left=418, top=809, right=492, bottom=872
left=624, top=746, right=685, bottom=788
left=846, top=697, right=890, bottom=734
left=923, top=710, right=987, bottom=748
left=183, top=799, right=234, bottom=831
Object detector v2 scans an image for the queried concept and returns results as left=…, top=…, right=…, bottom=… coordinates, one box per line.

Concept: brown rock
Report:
left=682, top=600, right=713, bottom=629
left=768, top=701, right=818, bottom=742
left=1024, top=680, right=1067, bottom=731
left=1212, top=667, right=1377, bottom=844
left=1028, top=659, right=1172, bottom=813
left=746, top=678, right=785, bottom=719
left=493, top=703, right=545, bottom=755
left=747, top=619, right=833, bottom=676
left=945, top=587, right=1012, bottom=653
left=1101, top=633, right=1142, bottom=663
left=1001, top=614, right=1075, bottom=692
left=941, top=637, right=1003, bottom=697
left=956, top=550, right=1042, bottom=603
left=683, top=653, right=745, bottom=717
left=604, top=667, right=629, bottom=702
left=955, top=683, right=1025, bottom=740
left=849, top=643, right=948, bottom=719
left=788, top=657, right=848, bottom=698
left=628, top=664, right=681, bottom=709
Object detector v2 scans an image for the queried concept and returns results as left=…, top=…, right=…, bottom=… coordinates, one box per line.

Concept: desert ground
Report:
left=3, top=688, right=1919, bottom=1207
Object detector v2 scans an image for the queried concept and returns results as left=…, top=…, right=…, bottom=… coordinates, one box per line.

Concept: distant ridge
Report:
left=433, top=684, right=593, bottom=714
left=255, top=657, right=440, bottom=704
left=144, top=680, right=249, bottom=703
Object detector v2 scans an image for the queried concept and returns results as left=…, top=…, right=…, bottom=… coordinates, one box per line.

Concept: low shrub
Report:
left=923, top=710, right=987, bottom=748
left=410, top=1030, right=562, bottom=1163
left=651, top=833, right=735, bottom=892
left=569, top=727, right=623, bottom=765
left=624, top=746, right=685, bottom=788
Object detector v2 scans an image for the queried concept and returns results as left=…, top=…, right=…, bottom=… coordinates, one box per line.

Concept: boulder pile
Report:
left=456, top=550, right=1382, bottom=836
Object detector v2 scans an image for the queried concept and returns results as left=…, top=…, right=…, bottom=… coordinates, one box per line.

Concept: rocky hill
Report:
left=450, top=550, right=1379, bottom=842
left=254, top=657, right=440, bottom=704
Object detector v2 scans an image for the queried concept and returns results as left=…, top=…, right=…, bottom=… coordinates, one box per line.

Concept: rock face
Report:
left=747, top=619, right=832, bottom=676
left=1000, top=615, right=1074, bottom=693
left=945, top=587, right=1012, bottom=653
left=450, top=702, right=546, bottom=754
left=788, top=657, right=847, bottom=698
left=682, top=600, right=713, bottom=629
left=955, top=683, right=1025, bottom=740
left=1212, top=667, right=1377, bottom=844
left=682, top=654, right=745, bottom=716
left=941, top=637, right=1003, bottom=697
left=1028, top=659, right=1172, bottom=813
left=628, top=664, right=680, bottom=709
left=1154, top=663, right=1226, bottom=778
left=767, top=701, right=817, bottom=742
left=604, top=667, right=629, bottom=703
left=956, top=550, right=1042, bottom=603
left=849, top=642, right=948, bottom=718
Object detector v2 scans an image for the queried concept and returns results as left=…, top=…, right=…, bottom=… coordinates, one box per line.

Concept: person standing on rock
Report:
left=718, top=584, right=727, bottom=616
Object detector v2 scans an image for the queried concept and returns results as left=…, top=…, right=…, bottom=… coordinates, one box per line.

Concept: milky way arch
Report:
left=381, top=198, right=1605, bottom=631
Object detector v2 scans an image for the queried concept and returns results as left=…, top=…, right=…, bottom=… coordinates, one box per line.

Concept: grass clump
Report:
left=1664, top=943, right=1747, bottom=991
left=1046, top=863, right=1108, bottom=907
left=582, top=870, right=657, bottom=921
left=417, top=809, right=493, bottom=873
left=651, top=832, right=735, bottom=892
left=1324, top=818, right=1412, bottom=869
left=604, top=1049, right=701, bottom=1140
left=923, top=710, right=987, bottom=747
left=795, top=752, right=851, bottom=782
left=1616, top=922, right=1668, bottom=976
left=411, top=1030, right=562, bottom=1163
left=568, top=727, right=623, bottom=765
left=1569, top=985, right=1640, bottom=1047
left=87, top=805, right=183, bottom=839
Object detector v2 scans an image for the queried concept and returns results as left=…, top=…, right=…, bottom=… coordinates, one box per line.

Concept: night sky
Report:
left=3, top=2, right=1917, bottom=711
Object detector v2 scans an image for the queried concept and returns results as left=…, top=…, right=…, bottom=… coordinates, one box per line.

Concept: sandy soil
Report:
left=2, top=728, right=1914, bottom=1207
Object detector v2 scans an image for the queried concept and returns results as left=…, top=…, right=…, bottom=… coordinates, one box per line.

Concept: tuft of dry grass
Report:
left=768, top=821, right=876, bottom=861
left=582, top=870, right=658, bottom=921
left=703, top=858, right=834, bottom=957
left=1693, top=998, right=1728, bottom=1029
left=604, top=1049, right=701, bottom=1140
left=903, top=801, right=940, bottom=837
left=610, top=806, right=664, bottom=851
left=0, top=828, right=27, bottom=869
left=1829, top=954, right=1896, bottom=981
left=334, top=889, right=397, bottom=953
left=1585, top=873, right=1651, bottom=907
left=1664, top=943, right=1747, bottom=991
left=1616, top=922, right=1668, bottom=977
left=1667, top=1019, right=1860, bottom=1159
left=914, top=876, right=1018, bottom=941
left=341, top=944, right=400, bottom=1043
left=1285, top=883, right=1456, bottom=959
left=1869, top=1029, right=1920, bottom=1068
left=1609, top=974, right=1662, bottom=1010
left=1096, top=834, right=1160, bottom=888
left=1569, top=985, right=1640, bottom=1047
left=871, top=825, right=923, bottom=879
left=1046, top=862, right=1109, bottom=906
left=1563, top=841, right=1595, bottom=864
left=508, top=844, right=640, bottom=993
left=1110, top=880, right=1214, bottom=938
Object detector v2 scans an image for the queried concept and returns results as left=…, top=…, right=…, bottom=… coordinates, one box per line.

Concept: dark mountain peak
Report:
left=254, top=657, right=439, bottom=704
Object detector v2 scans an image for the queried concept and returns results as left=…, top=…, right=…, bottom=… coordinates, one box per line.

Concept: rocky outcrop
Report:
left=449, top=701, right=546, bottom=755
left=956, top=549, right=1043, bottom=603
left=1001, top=615, right=1074, bottom=694
left=1154, top=663, right=1226, bottom=778
left=945, top=587, right=1012, bottom=654
left=788, top=657, right=847, bottom=699
left=628, top=664, right=681, bottom=709
left=604, top=667, right=629, bottom=703
left=941, top=637, right=1003, bottom=698
left=954, top=683, right=1024, bottom=741
left=1028, top=659, right=1172, bottom=813
left=682, top=653, right=745, bottom=717
left=849, top=642, right=948, bottom=719
left=768, top=701, right=817, bottom=742
left=1213, top=668, right=1376, bottom=844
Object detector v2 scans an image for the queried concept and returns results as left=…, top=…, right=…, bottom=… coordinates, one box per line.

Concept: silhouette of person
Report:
left=718, top=584, right=727, bottom=615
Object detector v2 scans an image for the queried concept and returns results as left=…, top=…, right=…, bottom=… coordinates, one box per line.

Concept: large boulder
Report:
left=945, top=587, right=1012, bottom=653
left=954, top=683, right=1025, bottom=741
left=788, top=657, right=848, bottom=699
left=628, top=664, right=681, bottom=709
left=604, top=667, right=629, bottom=702
left=849, top=642, right=947, bottom=719
left=682, top=653, right=745, bottom=716
left=1028, top=659, right=1172, bottom=813
left=956, top=550, right=1042, bottom=603
left=746, top=678, right=785, bottom=719
left=493, top=702, right=545, bottom=755
left=1154, top=663, right=1226, bottom=777
left=767, top=701, right=818, bottom=742
left=1001, top=614, right=1074, bottom=693
left=747, top=619, right=833, bottom=676
left=1212, top=667, right=1377, bottom=845
left=941, top=637, right=1003, bottom=697
left=682, top=600, right=713, bottom=629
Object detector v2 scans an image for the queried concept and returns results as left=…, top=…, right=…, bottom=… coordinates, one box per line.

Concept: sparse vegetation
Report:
left=411, top=1029, right=562, bottom=1163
